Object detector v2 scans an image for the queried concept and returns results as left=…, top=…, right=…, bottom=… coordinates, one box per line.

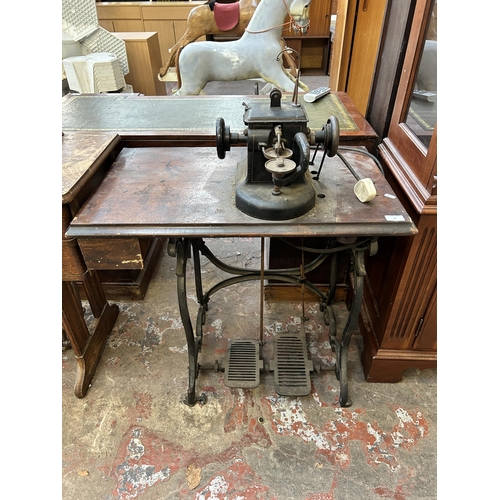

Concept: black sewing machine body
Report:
left=216, top=88, right=337, bottom=220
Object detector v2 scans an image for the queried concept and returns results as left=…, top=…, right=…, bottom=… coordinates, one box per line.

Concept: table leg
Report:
left=175, top=238, right=206, bottom=406
left=82, top=270, right=107, bottom=319
left=174, top=237, right=369, bottom=408
left=62, top=273, right=119, bottom=398
left=329, top=247, right=366, bottom=407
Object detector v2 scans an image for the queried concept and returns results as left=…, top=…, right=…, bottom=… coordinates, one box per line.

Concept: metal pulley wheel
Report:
left=263, top=147, right=293, bottom=160
left=216, top=117, right=231, bottom=159
left=265, top=157, right=297, bottom=177
left=322, top=115, right=340, bottom=157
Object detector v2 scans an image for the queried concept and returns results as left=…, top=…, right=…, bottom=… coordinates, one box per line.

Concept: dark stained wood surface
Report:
left=62, top=131, right=121, bottom=205
left=68, top=146, right=416, bottom=240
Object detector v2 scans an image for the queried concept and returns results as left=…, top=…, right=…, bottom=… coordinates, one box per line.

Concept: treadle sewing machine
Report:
left=66, top=90, right=416, bottom=407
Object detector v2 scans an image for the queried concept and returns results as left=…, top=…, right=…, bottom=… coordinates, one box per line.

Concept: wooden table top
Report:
left=67, top=145, right=416, bottom=239
left=62, top=131, right=120, bottom=204
left=61, top=92, right=378, bottom=147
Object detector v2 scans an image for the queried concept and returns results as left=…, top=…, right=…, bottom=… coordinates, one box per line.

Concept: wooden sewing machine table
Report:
left=62, top=91, right=380, bottom=399
left=67, top=143, right=416, bottom=407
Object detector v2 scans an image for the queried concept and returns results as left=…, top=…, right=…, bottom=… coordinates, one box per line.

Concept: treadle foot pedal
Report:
left=222, top=340, right=263, bottom=388
left=270, top=334, right=313, bottom=396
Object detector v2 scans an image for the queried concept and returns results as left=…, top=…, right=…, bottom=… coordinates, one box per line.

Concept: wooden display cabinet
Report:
left=360, top=0, right=437, bottom=382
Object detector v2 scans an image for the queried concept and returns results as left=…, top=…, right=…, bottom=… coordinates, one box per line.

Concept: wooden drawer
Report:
left=78, top=238, right=148, bottom=270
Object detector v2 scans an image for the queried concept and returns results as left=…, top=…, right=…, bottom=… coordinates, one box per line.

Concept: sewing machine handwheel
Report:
left=216, top=117, right=231, bottom=159
left=323, top=115, right=340, bottom=157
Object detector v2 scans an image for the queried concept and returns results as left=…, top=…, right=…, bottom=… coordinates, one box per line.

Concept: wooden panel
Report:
left=173, top=20, right=189, bottom=43
left=78, top=237, right=165, bottom=300
left=98, top=19, right=115, bottom=32
left=307, top=0, right=331, bottom=36
left=329, top=0, right=356, bottom=91
left=96, top=5, right=142, bottom=20
left=141, top=4, right=200, bottom=20
left=384, top=219, right=436, bottom=350
left=112, top=19, right=145, bottom=32
left=413, top=285, right=437, bottom=351
left=346, top=0, right=388, bottom=115
left=143, top=20, right=176, bottom=65
left=301, top=39, right=327, bottom=69
left=79, top=238, right=144, bottom=270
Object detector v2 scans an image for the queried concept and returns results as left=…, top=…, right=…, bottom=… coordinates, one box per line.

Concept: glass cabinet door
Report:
left=387, top=0, right=437, bottom=199
left=404, top=0, right=436, bottom=149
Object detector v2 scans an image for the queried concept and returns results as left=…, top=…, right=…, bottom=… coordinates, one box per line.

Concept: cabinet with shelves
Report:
left=360, top=0, right=437, bottom=382
left=96, top=2, right=205, bottom=66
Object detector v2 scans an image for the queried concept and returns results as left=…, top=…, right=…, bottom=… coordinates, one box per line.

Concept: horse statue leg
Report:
left=174, top=44, right=207, bottom=95
left=280, top=39, right=297, bottom=78
left=158, top=4, right=222, bottom=81
left=159, top=28, right=204, bottom=81
left=158, top=46, right=179, bottom=80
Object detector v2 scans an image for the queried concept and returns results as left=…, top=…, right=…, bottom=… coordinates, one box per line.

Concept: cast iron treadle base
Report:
left=270, top=334, right=314, bottom=396
left=223, top=340, right=263, bottom=388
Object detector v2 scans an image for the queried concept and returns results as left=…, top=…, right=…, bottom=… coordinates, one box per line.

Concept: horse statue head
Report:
left=287, top=0, right=311, bottom=35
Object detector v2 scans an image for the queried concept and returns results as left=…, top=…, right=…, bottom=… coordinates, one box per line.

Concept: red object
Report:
left=214, top=3, right=240, bottom=31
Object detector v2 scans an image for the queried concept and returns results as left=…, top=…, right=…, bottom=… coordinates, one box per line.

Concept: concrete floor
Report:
left=62, top=235, right=437, bottom=500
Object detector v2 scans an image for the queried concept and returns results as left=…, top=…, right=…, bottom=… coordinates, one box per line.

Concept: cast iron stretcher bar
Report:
left=67, top=146, right=416, bottom=407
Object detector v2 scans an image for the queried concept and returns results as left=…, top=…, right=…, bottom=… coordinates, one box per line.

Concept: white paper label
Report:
left=385, top=215, right=405, bottom=222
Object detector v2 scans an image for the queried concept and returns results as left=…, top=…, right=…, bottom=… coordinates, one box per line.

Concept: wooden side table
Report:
left=62, top=132, right=121, bottom=397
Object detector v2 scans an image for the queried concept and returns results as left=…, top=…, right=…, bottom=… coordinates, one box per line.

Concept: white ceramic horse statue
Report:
left=174, top=0, right=311, bottom=95
left=158, top=0, right=262, bottom=81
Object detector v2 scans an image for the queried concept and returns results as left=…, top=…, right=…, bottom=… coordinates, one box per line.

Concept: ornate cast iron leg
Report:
left=192, top=239, right=208, bottom=343
left=328, top=245, right=367, bottom=407
left=175, top=238, right=206, bottom=406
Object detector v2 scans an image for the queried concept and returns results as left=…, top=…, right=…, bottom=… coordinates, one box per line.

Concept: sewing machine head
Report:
left=216, top=88, right=339, bottom=220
